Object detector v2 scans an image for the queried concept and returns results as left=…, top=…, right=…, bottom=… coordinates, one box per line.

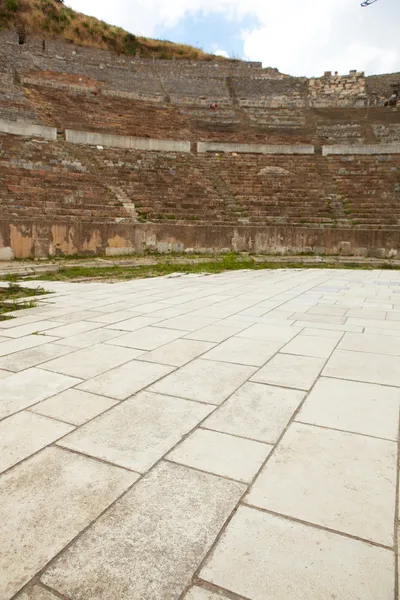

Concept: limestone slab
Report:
left=297, top=377, right=400, bottom=440
left=0, top=342, right=76, bottom=372
left=252, top=353, right=325, bottom=390
left=54, top=327, right=125, bottom=348
left=185, top=324, right=245, bottom=342
left=106, top=326, right=187, bottom=351
left=323, top=349, right=400, bottom=386
left=200, top=506, right=394, bottom=600
left=41, top=461, right=245, bottom=600
left=106, top=315, right=162, bottom=331
left=202, top=337, right=282, bottom=367
left=151, top=359, right=256, bottom=405
left=0, top=411, right=74, bottom=473
left=347, top=317, right=400, bottom=330
left=88, top=310, right=143, bottom=325
left=37, top=321, right=101, bottom=338
left=2, top=320, right=65, bottom=339
left=281, top=334, right=338, bottom=359
left=168, top=428, right=271, bottom=483
left=339, top=332, right=400, bottom=356
left=0, top=369, right=11, bottom=379
left=138, top=338, right=215, bottom=367
left=59, top=391, right=212, bottom=472
left=31, top=389, right=118, bottom=426
left=346, top=308, right=387, bottom=320
left=158, top=315, right=217, bottom=332
left=78, top=360, right=174, bottom=400
left=0, top=368, right=81, bottom=420
left=40, top=344, right=142, bottom=379
left=203, top=382, right=305, bottom=443
left=237, top=323, right=301, bottom=342
left=246, top=422, right=397, bottom=545
left=300, top=328, right=344, bottom=341
left=291, top=313, right=346, bottom=324
left=307, top=305, right=348, bottom=316
left=0, top=335, right=58, bottom=358
left=0, top=446, right=138, bottom=600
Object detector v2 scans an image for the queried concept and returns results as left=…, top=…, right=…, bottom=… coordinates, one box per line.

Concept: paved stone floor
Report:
left=1, top=268, right=399, bottom=600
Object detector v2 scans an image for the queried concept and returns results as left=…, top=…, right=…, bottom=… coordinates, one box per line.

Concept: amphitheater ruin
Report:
left=0, top=31, right=399, bottom=260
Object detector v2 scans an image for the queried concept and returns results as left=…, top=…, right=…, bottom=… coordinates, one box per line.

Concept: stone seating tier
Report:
left=0, top=133, right=399, bottom=229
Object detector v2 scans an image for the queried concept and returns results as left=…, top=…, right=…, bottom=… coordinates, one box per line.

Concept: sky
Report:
left=65, top=0, right=400, bottom=76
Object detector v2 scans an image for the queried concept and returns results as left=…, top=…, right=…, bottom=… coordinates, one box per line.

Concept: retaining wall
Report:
left=65, top=130, right=191, bottom=152
left=322, top=143, right=400, bottom=156
left=197, top=142, right=315, bottom=154
left=0, top=119, right=57, bottom=140
left=1, top=221, right=400, bottom=260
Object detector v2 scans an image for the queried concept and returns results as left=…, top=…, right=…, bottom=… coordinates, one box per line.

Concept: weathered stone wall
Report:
left=2, top=220, right=400, bottom=259
left=1, top=30, right=397, bottom=110
left=309, top=71, right=367, bottom=108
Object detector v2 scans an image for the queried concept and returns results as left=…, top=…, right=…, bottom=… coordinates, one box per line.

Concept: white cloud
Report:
left=66, top=0, right=400, bottom=75
left=215, top=49, right=229, bottom=58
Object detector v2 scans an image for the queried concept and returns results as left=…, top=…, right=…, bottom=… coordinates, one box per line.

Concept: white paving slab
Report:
left=281, top=334, right=338, bottom=359
left=31, top=389, right=118, bottom=426
left=150, top=359, right=256, bottom=405
left=201, top=337, right=283, bottom=367
left=137, top=338, right=215, bottom=367
left=323, top=349, right=400, bottom=386
left=200, top=507, right=394, bottom=600
left=0, top=342, right=76, bottom=372
left=246, top=422, right=397, bottom=545
left=41, top=461, right=245, bottom=600
left=78, top=360, right=174, bottom=400
left=0, top=446, right=137, bottom=600
left=0, top=411, right=74, bottom=473
left=40, top=344, right=142, bottom=379
left=297, top=377, right=400, bottom=440
left=237, top=323, right=301, bottom=342
left=105, top=326, right=187, bottom=351
left=338, top=332, right=400, bottom=356
left=0, top=368, right=81, bottom=420
left=252, top=353, right=325, bottom=390
left=58, top=391, right=213, bottom=472
left=203, top=382, right=305, bottom=443
left=0, top=334, right=59, bottom=357
left=167, top=428, right=272, bottom=483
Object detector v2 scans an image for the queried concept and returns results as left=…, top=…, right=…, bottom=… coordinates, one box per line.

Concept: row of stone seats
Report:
left=0, top=135, right=133, bottom=222
left=1, top=131, right=399, bottom=229
left=11, top=82, right=400, bottom=147
left=326, top=156, right=400, bottom=227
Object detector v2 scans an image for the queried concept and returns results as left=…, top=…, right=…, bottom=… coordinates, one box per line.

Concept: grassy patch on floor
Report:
left=19, top=254, right=400, bottom=282
left=0, top=283, right=49, bottom=321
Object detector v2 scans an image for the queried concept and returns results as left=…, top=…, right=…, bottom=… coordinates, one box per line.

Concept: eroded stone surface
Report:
left=167, top=428, right=272, bottom=482
left=200, top=507, right=394, bottom=600
left=59, top=391, right=213, bottom=472
left=150, top=359, right=256, bottom=405
left=0, top=446, right=138, bottom=600
left=41, top=461, right=245, bottom=600
left=203, top=382, right=305, bottom=443
left=0, top=368, right=81, bottom=420
left=246, top=422, right=397, bottom=545
left=31, top=388, right=118, bottom=426
left=0, top=411, right=74, bottom=473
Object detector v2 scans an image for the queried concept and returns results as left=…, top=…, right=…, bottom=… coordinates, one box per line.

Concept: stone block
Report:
left=41, top=462, right=245, bottom=600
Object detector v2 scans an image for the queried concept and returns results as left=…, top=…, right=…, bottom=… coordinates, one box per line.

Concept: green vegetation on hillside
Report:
left=0, top=0, right=222, bottom=59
